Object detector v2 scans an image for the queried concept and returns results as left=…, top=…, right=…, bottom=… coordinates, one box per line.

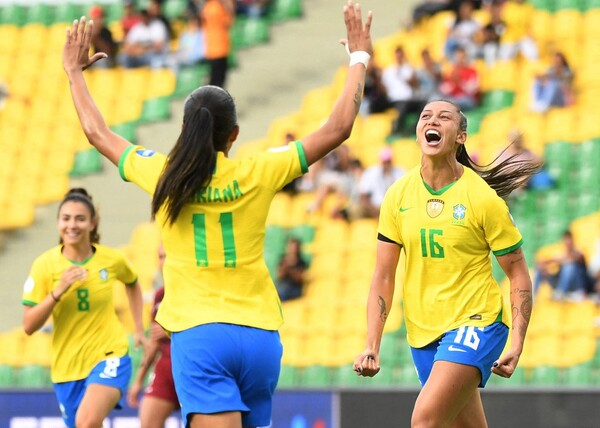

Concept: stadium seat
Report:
left=0, top=365, right=16, bottom=387
left=299, top=365, right=331, bottom=387
left=140, top=96, right=172, bottom=124
left=0, top=4, right=27, bottom=26
left=269, top=0, right=303, bottom=22
left=25, top=3, right=54, bottom=26
left=69, top=148, right=104, bottom=177
left=278, top=364, right=299, bottom=388
left=111, top=122, right=139, bottom=143
left=16, top=365, right=51, bottom=388
left=174, top=65, right=209, bottom=98
left=530, top=366, right=560, bottom=385
left=53, top=2, right=84, bottom=24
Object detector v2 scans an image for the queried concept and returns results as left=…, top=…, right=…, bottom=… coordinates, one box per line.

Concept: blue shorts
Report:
left=171, top=323, right=283, bottom=428
left=53, top=356, right=132, bottom=428
left=411, top=322, right=508, bottom=388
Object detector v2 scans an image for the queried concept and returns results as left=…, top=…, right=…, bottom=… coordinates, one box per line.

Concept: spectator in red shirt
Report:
left=121, top=0, right=141, bottom=38
left=439, top=46, right=480, bottom=110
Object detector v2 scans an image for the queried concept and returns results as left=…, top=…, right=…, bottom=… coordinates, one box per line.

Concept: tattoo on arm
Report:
left=509, top=248, right=524, bottom=265
left=377, top=296, right=388, bottom=322
left=511, top=287, right=532, bottom=336
left=354, top=83, right=363, bottom=112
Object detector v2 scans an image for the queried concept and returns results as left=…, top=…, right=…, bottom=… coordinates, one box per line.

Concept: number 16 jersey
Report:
left=378, top=166, right=523, bottom=348
left=119, top=142, right=308, bottom=333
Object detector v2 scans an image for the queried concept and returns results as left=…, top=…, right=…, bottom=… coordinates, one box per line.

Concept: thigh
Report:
left=140, top=396, right=179, bottom=428
left=54, top=380, right=87, bottom=428
left=412, top=360, right=483, bottom=428
left=76, top=383, right=122, bottom=428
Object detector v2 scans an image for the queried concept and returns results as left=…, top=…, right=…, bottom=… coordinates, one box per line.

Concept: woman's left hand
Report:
left=62, top=16, right=107, bottom=74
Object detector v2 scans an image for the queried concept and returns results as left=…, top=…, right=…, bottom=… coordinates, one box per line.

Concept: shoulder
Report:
left=33, top=246, right=61, bottom=266
left=94, top=244, right=127, bottom=262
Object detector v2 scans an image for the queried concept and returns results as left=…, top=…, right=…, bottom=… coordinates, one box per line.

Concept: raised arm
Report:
left=492, top=248, right=532, bottom=378
left=301, top=1, right=373, bottom=166
left=353, top=239, right=401, bottom=376
left=63, top=17, right=131, bottom=166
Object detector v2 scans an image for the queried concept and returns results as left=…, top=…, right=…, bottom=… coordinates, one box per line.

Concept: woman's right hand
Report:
left=62, top=16, right=107, bottom=74
left=127, top=380, right=142, bottom=408
left=56, top=265, right=87, bottom=298
left=353, top=348, right=380, bottom=377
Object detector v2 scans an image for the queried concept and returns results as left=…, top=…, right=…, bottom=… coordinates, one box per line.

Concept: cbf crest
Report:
left=452, top=204, right=466, bottom=224
left=99, top=269, right=109, bottom=281
left=426, top=199, right=444, bottom=218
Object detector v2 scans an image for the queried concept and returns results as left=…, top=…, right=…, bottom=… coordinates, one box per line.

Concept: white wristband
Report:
left=349, top=51, right=371, bottom=70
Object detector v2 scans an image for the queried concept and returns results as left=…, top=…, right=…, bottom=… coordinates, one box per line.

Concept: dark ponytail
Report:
left=152, top=86, right=237, bottom=224
left=433, top=99, right=542, bottom=199
left=58, top=188, right=100, bottom=243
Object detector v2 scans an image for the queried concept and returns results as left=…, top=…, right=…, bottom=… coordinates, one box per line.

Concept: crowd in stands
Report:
left=86, top=0, right=274, bottom=88
left=361, top=0, right=576, bottom=139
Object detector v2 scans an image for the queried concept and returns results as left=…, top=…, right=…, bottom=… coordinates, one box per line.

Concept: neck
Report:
left=420, top=156, right=463, bottom=191
left=62, top=243, right=94, bottom=263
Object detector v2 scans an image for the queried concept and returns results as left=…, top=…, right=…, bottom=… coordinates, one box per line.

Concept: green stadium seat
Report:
left=230, top=16, right=249, bottom=49
left=0, top=364, right=16, bottom=387
left=16, top=365, right=50, bottom=388
left=531, top=0, right=555, bottom=11
left=465, top=108, right=485, bottom=135
left=288, top=225, right=315, bottom=245
left=228, top=47, right=239, bottom=69
left=54, top=3, right=84, bottom=24
left=174, top=64, right=209, bottom=98
left=563, top=363, right=593, bottom=386
left=25, top=3, right=54, bottom=25
left=530, top=366, right=560, bottom=386
left=574, top=193, right=600, bottom=218
left=481, top=90, right=515, bottom=113
left=331, top=364, right=362, bottom=387
left=278, top=364, right=299, bottom=388
left=163, top=0, right=188, bottom=20
left=265, top=226, right=289, bottom=256
left=583, top=0, right=600, bottom=10
left=396, top=363, right=420, bottom=386
left=69, top=148, right=104, bottom=177
left=544, top=141, right=574, bottom=187
left=140, top=96, right=172, bottom=124
left=0, top=4, right=27, bottom=26
left=268, top=0, right=303, bottom=22
left=242, top=17, right=271, bottom=46
left=579, top=138, right=600, bottom=169
left=554, top=0, right=582, bottom=10
left=299, top=365, right=331, bottom=387
left=111, top=122, right=138, bottom=143
left=104, top=1, right=124, bottom=23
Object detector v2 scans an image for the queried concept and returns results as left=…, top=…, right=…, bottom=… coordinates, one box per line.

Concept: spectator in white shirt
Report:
left=118, top=9, right=169, bottom=69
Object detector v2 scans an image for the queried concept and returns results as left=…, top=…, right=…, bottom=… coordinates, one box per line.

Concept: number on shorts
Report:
left=102, top=357, right=120, bottom=378
left=454, top=326, right=483, bottom=350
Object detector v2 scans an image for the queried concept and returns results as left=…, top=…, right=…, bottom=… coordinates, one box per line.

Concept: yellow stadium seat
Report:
left=299, top=86, right=336, bottom=124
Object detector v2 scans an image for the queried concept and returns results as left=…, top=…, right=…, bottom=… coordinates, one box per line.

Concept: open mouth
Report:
left=425, top=129, right=441, bottom=143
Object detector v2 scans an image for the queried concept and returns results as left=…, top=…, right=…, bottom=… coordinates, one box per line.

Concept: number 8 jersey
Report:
left=22, top=245, right=138, bottom=382
left=378, top=166, right=523, bottom=348
left=118, top=142, right=308, bottom=333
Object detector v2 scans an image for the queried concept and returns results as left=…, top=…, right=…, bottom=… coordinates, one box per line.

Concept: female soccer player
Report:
left=127, top=245, right=180, bottom=428
left=22, top=188, right=146, bottom=428
left=61, top=2, right=372, bottom=427
left=353, top=100, right=537, bottom=427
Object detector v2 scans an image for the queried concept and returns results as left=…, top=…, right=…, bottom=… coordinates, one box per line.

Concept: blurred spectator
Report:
left=168, top=14, right=205, bottom=73
left=360, top=54, right=391, bottom=116
left=392, top=48, right=443, bottom=136
left=590, top=238, right=600, bottom=303
left=495, top=130, right=553, bottom=191
left=118, top=9, right=169, bottom=69
left=439, top=46, right=480, bottom=110
left=533, top=230, right=592, bottom=300
left=412, top=0, right=453, bottom=24
left=88, top=5, right=118, bottom=68
left=473, top=0, right=506, bottom=66
left=201, top=0, right=235, bottom=88
left=276, top=238, right=308, bottom=302
left=149, top=0, right=174, bottom=40
left=444, top=0, right=481, bottom=60
left=381, top=46, right=417, bottom=135
left=307, top=145, right=360, bottom=220
left=281, top=132, right=303, bottom=195
left=121, top=0, right=141, bottom=37
left=236, top=0, right=272, bottom=17
left=356, top=147, right=404, bottom=219
left=531, top=52, right=574, bottom=113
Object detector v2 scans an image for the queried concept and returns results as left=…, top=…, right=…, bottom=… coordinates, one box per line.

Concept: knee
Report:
left=412, top=406, right=445, bottom=428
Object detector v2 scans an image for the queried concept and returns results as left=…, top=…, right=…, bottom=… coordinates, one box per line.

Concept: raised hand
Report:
left=341, top=1, right=373, bottom=56
left=63, top=16, right=108, bottom=73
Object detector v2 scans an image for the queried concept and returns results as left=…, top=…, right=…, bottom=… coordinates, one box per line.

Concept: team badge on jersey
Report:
left=135, top=149, right=155, bottom=157
left=453, top=204, right=466, bottom=220
left=426, top=199, right=444, bottom=218
left=99, top=269, right=109, bottom=281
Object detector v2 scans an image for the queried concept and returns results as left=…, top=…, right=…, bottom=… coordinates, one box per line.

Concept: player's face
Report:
left=57, top=201, right=95, bottom=246
left=416, top=101, right=466, bottom=158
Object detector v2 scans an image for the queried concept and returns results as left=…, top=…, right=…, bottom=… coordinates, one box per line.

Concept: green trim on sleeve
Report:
left=492, top=239, right=523, bottom=256
left=22, top=300, right=37, bottom=307
left=294, top=141, right=309, bottom=174
left=118, top=145, right=137, bottom=182
left=125, top=277, right=139, bottom=287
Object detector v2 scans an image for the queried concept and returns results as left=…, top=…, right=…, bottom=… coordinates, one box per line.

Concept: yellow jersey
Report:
left=118, top=142, right=308, bottom=332
left=378, top=166, right=522, bottom=348
left=22, top=244, right=138, bottom=382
